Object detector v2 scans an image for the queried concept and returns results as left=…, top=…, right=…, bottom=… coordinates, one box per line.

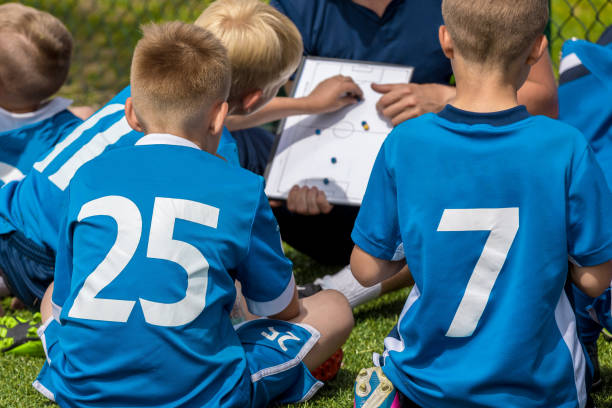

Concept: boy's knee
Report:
left=321, top=289, right=355, bottom=332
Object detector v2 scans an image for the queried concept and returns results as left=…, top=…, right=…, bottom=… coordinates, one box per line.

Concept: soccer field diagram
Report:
left=265, top=57, right=414, bottom=205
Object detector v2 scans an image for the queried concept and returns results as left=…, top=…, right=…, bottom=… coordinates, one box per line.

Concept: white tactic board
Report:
left=265, top=57, right=414, bottom=206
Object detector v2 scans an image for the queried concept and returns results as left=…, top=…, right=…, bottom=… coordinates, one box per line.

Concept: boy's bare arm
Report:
left=350, top=245, right=407, bottom=287
left=571, top=260, right=612, bottom=298
left=225, top=75, right=363, bottom=131
left=517, top=49, right=558, bottom=118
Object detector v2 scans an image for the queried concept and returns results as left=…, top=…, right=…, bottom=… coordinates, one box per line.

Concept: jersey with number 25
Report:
left=0, top=86, right=239, bottom=252
left=353, top=106, right=612, bottom=408
left=44, top=134, right=293, bottom=407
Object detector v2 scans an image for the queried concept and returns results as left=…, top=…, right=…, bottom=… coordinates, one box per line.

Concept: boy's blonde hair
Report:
left=130, top=22, right=230, bottom=129
left=195, top=0, right=303, bottom=104
left=0, top=3, right=72, bottom=105
left=442, top=0, right=548, bottom=67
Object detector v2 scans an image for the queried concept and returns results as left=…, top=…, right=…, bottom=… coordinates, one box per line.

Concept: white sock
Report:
left=0, top=276, right=9, bottom=297
left=314, top=265, right=381, bottom=308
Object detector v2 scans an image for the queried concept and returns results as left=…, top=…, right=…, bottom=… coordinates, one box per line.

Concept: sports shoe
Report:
left=0, top=313, right=44, bottom=356
left=297, top=282, right=323, bottom=298
left=585, top=341, right=603, bottom=390
left=354, top=367, right=400, bottom=408
left=311, top=348, right=343, bottom=382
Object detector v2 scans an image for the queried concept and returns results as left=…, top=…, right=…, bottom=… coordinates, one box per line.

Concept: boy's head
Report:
left=440, top=0, right=548, bottom=78
left=0, top=3, right=72, bottom=111
left=195, top=0, right=303, bottom=114
left=126, top=22, right=230, bottom=152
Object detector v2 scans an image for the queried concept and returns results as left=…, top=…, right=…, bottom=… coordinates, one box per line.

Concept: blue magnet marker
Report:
left=331, top=157, right=337, bottom=164
left=315, top=129, right=321, bottom=135
left=323, top=178, right=330, bottom=185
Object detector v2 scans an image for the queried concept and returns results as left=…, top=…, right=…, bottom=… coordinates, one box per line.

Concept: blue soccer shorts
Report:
left=0, top=229, right=54, bottom=308
left=34, top=317, right=323, bottom=407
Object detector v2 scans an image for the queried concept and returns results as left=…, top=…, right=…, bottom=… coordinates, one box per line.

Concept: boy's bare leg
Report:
left=40, top=282, right=54, bottom=322
left=290, top=290, right=354, bottom=371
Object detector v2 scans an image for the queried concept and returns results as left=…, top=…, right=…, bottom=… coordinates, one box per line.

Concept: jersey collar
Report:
left=437, top=104, right=531, bottom=127
left=135, top=133, right=201, bottom=150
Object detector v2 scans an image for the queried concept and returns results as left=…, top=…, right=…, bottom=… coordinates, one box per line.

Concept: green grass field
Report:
left=2, top=0, right=612, bottom=407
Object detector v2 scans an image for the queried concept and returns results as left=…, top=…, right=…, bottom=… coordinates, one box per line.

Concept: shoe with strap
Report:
left=354, top=367, right=400, bottom=408
left=0, top=312, right=44, bottom=356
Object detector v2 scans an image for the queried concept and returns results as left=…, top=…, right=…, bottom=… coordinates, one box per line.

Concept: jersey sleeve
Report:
left=568, top=146, right=612, bottom=266
left=237, top=183, right=295, bottom=317
left=351, top=140, right=402, bottom=260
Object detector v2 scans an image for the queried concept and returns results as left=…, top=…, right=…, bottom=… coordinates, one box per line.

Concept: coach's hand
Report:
left=284, top=185, right=334, bottom=215
left=372, top=82, right=456, bottom=126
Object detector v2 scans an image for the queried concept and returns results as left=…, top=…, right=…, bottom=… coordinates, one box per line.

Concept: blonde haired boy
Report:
left=198, top=0, right=364, bottom=175
left=34, top=21, right=353, bottom=407
left=351, top=0, right=612, bottom=407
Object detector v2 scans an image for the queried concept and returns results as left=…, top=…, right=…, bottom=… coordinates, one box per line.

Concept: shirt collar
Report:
left=437, top=104, right=531, bottom=127
left=135, top=133, right=201, bottom=150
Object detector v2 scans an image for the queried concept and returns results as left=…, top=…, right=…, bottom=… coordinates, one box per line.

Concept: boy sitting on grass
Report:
left=0, top=3, right=81, bottom=300
left=0, top=0, right=354, bottom=319
left=350, top=0, right=612, bottom=407
left=33, top=21, right=353, bottom=407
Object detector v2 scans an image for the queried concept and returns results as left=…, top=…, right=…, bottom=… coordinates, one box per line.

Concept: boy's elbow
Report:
left=572, top=260, right=612, bottom=298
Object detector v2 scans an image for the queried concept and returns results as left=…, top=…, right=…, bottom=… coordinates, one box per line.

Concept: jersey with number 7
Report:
left=41, top=135, right=294, bottom=407
left=352, top=106, right=612, bottom=408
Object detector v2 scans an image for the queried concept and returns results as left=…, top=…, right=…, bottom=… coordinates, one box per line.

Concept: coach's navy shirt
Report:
left=270, top=0, right=452, bottom=84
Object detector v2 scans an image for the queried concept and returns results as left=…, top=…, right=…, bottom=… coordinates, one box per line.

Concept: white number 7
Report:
left=438, top=208, right=519, bottom=338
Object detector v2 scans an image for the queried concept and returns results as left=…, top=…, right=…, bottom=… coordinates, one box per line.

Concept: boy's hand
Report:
left=371, top=83, right=456, bottom=126
left=286, top=186, right=334, bottom=215
left=302, top=75, right=363, bottom=114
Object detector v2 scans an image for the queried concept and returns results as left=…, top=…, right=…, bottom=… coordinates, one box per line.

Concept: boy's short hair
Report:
left=195, top=0, right=303, bottom=104
left=441, top=0, right=548, bottom=67
left=130, top=22, right=231, bottom=129
left=0, top=3, right=72, bottom=105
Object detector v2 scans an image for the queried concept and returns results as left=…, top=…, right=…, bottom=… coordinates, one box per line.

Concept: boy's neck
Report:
left=451, top=65, right=520, bottom=113
left=0, top=100, right=42, bottom=114
left=144, top=128, right=217, bottom=154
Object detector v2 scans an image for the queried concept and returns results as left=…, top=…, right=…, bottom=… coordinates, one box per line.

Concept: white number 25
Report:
left=68, top=195, right=219, bottom=327
left=438, top=208, right=519, bottom=338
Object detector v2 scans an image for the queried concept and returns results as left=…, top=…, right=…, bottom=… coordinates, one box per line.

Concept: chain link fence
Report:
left=550, top=0, right=612, bottom=70
left=3, top=0, right=611, bottom=106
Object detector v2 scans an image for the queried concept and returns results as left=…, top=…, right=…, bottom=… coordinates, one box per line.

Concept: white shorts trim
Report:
left=32, top=380, right=55, bottom=402
left=250, top=321, right=320, bottom=383
left=297, top=380, right=324, bottom=403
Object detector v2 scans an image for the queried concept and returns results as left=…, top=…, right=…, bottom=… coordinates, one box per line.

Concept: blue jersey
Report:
left=0, top=87, right=239, bottom=251
left=0, top=109, right=81, bottom=187
left=270, top=0, right=452, bottom=84
left=353, top=105, right=612, bottom=408
left=42, top=134, right=294, bottom=407
left=559, top=30, right=612, bottom=188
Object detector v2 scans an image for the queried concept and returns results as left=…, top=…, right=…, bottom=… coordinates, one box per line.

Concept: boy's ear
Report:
left=527, top=35, right=548, bottom=66
left=210, top=100, right=229, bottom=136
left=439, top=25, right=454, bottom=59
left=124, top=97, right=145, bottom=133
left=241, top=89, right=263, bottom=114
